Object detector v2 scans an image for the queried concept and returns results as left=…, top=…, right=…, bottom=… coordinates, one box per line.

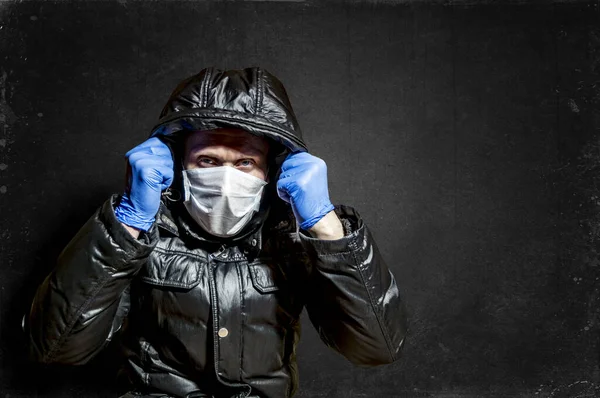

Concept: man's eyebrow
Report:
left=188, top=144, right=266, bottom=157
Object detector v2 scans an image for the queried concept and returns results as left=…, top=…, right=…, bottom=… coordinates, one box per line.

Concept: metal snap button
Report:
left=218, top=327, right=229, bottom=338
left=251, top=239, right=257, bottom=246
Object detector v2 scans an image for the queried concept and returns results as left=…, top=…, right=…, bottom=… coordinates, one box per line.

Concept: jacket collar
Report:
left=155, top=200, right=265, bottom=259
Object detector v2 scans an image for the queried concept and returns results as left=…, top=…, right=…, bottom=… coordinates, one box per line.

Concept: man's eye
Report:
left=198, top=157, right=216, bottom=165
left=238, top=159, right=254, bottom=167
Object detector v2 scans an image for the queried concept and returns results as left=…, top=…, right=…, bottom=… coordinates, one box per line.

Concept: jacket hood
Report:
left=149, top=67, right=304, bottom=244
left=150, top=67, right=308, bottom=153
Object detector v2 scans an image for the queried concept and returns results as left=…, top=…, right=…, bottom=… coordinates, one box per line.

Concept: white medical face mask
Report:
left=182, top=166, right=268, bottom=238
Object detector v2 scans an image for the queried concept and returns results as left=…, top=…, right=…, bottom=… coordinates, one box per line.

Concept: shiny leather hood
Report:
left=149, top=67, right=308, bottom=153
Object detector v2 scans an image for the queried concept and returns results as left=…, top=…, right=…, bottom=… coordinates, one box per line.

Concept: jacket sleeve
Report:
left=26, top=194, right=158, bottom=365
left=299, top=205, right=407, bottom=366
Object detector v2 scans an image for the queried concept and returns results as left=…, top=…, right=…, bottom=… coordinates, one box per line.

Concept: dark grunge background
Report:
left=0, top=1, right=599, bottom=397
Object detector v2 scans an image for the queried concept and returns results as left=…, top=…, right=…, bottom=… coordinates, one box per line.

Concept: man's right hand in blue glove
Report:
left=114, top=137, right=174, bottom=237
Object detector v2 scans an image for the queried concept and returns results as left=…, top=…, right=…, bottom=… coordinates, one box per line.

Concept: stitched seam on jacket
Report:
left=153, top=247, right=206, bottom=260
left=350, top=236, right=396, bottom=362
left=315, top=250, right=354, bottom=257
left=253, top=68, right=259, bottom=114
left=143, top=248, right=203, bottom=286
left=139, top=277, right=195, bottom=288
left=202, top=68, right=213, bottom=108
left=255, top=68, right=263, bottom=115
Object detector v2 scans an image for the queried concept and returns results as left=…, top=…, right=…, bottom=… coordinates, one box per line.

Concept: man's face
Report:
left=183, top=128, right=270, bottom=181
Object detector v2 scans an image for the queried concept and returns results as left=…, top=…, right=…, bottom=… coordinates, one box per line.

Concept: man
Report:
left=26, top=67, right=407, bottom=398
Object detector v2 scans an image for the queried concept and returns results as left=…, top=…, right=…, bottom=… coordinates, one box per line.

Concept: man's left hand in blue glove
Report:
left=277, top=152, right=345, bottom=240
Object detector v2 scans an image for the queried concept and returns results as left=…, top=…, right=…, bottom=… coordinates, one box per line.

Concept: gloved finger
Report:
left=277, top=167, right=316, bottom=190
left=125, top=138, right=171, bottom=158
left=277, top=172, right=294, bottom=181
left=280, top=152, right=321, bottom=172
left=280, top=152, right=308, bottom=171
left=125, top=139, right=158, bottom=157
left=129, top=163, right=174, bottom=181
left=157, top=166, right=174, bottom=191
left=128, top=152, right=173, bottom=165
left=134, top=137, right=168, bottom=150
left=159, top=181, right=173, bottom=191
left=276, top=188, right=291, bottom=203
left=132, top=161, right=173, bottom=182
left=280, top=151, right=308, bottom=164
left=277, top=174, right=306, bottom=197
left=276, top=178, right=292, bottom=203
left=126, top=146, right=172, bottom=161
left=136, top=167, right=173, bottom=192
left=126, top=150, right=172, bottom=169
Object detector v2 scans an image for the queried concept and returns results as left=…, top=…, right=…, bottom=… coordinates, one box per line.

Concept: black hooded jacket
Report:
left=26, top=67, right=407, bottom=398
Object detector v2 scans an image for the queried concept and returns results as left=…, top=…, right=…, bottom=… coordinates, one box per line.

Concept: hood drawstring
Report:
left=162, top=188, right=181, bottom=202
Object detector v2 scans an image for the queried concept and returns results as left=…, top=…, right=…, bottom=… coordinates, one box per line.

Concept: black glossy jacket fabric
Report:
left=27, top=68, right=407, bottom=398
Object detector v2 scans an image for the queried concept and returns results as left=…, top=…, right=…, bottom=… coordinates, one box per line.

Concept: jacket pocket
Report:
left=140, top=248, right=203, bottom=290
left=247, top=260, right=281, bottom=294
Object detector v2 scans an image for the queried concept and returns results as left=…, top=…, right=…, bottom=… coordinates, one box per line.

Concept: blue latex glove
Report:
left=277, top=152, right=335, bottom=230
left=114, top=137, right=174, bottom=231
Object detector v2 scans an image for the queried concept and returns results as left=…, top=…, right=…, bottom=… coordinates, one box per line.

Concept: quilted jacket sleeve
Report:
left=299, top=205, right=407, bottom=366
left=26, top=194, right=158, bottom=365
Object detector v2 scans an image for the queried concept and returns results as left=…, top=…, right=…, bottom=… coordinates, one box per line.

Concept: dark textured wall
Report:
left=1, top=1, right=599, bottom=397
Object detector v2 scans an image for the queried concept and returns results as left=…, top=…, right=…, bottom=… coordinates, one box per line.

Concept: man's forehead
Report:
left=186, top=128, right=270, bottom=153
